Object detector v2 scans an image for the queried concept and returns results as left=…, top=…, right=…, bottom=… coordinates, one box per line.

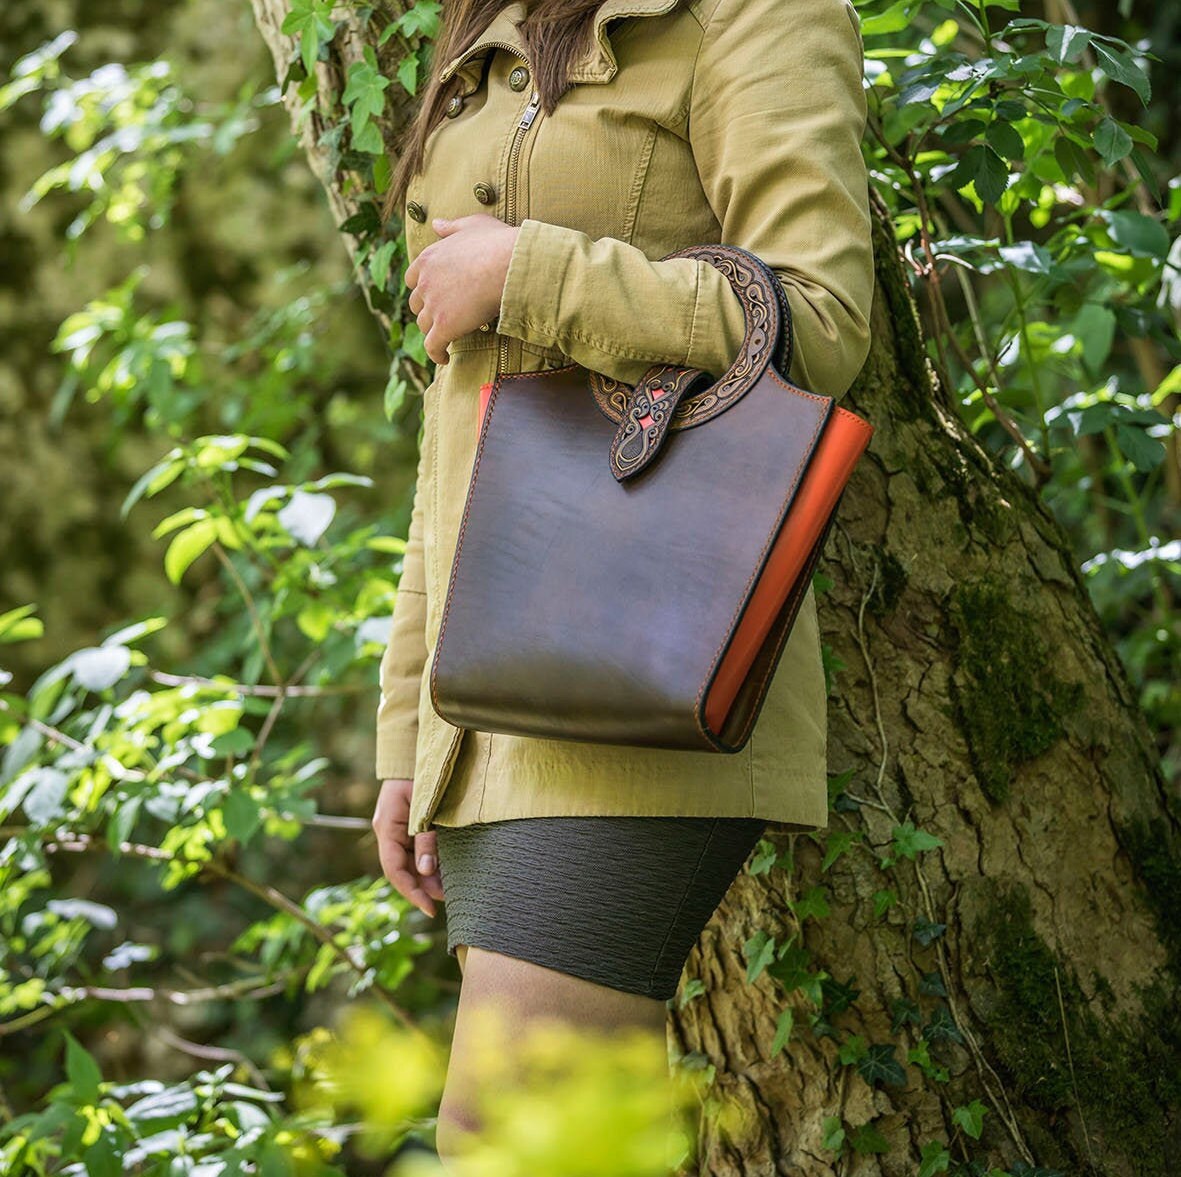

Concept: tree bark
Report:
left=249, top=9, right=1181, bottom=1173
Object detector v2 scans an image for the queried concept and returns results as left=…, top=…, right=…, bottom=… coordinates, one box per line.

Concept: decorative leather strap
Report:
left=599, top=244, right=795, bottom=481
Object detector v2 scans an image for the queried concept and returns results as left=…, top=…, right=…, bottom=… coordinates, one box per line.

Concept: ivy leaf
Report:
left=748, top=837, right=779, bottom=875
left=397, top=50, right=420, bottom=96
left=849, top=1121, right=890, bottom=1154
left=952, top=1098, right=987, bottom=1140
left=919, top=969, right=948, bottom=997
left=890, top=996, right=922, bottom=1033
left=913, top=916, right=946, bottom=946
left=873, top=888, right=898, bottom=918
left=791, top=885, right=830, bottom=922
left=770, top=1007, right=794, bottom=1056
left=856, top=1043, right=908, bottom=1088
left=924, top=1003, right=964, bottom=1044
left=820, top=1115, right=845, bottom=1152
left=891, top=821, right=944, bottom=860
left=370, top=240, right=397, bottom=292
left=743, top=931, right=777, bottom=984
left=820, top=829, right=861, bottom=872
left=918, top=1139, right=951, bottom=1176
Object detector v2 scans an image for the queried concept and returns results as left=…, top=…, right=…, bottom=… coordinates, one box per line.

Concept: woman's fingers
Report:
left=415, top=829, right=444, bottom=901
left=373, top=779, right=437, bottom=918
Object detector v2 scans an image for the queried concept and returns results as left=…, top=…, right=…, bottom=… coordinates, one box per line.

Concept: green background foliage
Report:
left=0, top=0, right=1176, bottom=1171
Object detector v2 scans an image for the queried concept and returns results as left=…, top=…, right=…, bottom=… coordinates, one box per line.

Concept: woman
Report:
left=371, top=0, right=875, bottom=1160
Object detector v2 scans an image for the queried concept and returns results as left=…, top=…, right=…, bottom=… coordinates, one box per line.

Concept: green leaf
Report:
left=913, top=916, right=946, bottom=946
left=770, top=1006, right=794, bottom=1056
left=164, top=518, right=219, bottom=584
left=820, top=1114, right=845, bottom=1151
left=891, top=821, right=944, bottom=860
left=1097, top=209, right=1170, bottom=259
left=952, top=1098, right=987, bottom=1140
left=849, top=1121, right=890, bottom=1154
left=64, top=1030, right=102, bottom=1104
left=121, top=456, right=184, bottom=518
left=985, top=120, right=1024, bottom=161
left=791, top=885, right=830, bottom=922
left=108, top=796, right=142, bottom=852
left=1072, top=303, right=1116, bottom=373
left=1054, top=135, right=1095, bottom=186
left=748, top=837, right=779, bottom=875
left=0, top=605, right=43, bottom=644
left=743, top=931, right=777, bottom=983
left=397, top=50, right=420, bottom=96
left=918, top=1139, right=951, bottom=1176
left=950, top=144, right=1009, bottom=204
left=1114, top=423, right=1165, bottom=471
left=873, top=888, right=897, bottom=918
left=370, top=240, right=397, bottom=291
left=1046, top=24, right=1091, bottom=64
left=856, top=1043, right=907, bottom=1088
left=1093, top=117, right=1132, bottom=166
left=1092, top=41, right=1151, bottom=105
left=224, top=789, right=263, bottom=845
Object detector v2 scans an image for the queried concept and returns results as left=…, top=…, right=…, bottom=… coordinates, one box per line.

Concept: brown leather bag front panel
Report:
left=429, top=364, right=831, bottom=750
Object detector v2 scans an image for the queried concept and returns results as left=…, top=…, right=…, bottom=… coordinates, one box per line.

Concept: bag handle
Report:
left=591, top=244, right=797, bottom=481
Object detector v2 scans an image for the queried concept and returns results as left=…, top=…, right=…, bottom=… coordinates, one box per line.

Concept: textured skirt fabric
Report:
left=433, top=814, right=767, bottom=1002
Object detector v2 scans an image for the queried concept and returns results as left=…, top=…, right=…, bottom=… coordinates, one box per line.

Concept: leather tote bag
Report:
left=428, top=243, right=874, bottom=753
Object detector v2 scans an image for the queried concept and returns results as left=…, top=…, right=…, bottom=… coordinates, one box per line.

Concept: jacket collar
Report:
left=438, top=0, right=683, bottom=91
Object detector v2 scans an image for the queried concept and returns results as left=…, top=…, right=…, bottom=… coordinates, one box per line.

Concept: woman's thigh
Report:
left=438, top=945, right=669, bottom=1149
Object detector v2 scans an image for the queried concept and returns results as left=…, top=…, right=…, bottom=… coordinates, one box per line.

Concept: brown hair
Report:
left=380, top=0, right=604, bottom=225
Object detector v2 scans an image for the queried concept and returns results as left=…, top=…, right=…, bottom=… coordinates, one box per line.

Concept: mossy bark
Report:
left=251, top=4, right=1181, bottom=1167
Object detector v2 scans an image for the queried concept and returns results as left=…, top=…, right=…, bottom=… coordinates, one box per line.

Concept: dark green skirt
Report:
left=433, top=814, right=767, bottom=1002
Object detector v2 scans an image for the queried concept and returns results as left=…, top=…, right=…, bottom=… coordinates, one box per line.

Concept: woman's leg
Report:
left=436, top=943, right=671, bottom=1168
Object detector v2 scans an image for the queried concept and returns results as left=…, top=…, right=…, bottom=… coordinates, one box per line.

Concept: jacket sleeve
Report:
left=495, top=0, right=874, bottom=399
left=374, top=438, right=428, bottom=781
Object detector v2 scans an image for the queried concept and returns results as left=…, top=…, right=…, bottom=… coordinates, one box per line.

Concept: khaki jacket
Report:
left=376, top=0, right=875, bottom=836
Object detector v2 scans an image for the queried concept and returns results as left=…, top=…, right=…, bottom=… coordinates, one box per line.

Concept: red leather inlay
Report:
left=704, top=407, right=873, bottom=735
left=478, top=381, right=494, bottom=436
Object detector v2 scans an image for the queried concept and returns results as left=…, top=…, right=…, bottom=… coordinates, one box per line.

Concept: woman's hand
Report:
left=372, top=777, right=445, bottom=917
left=405, top=214, right=519, bottom=366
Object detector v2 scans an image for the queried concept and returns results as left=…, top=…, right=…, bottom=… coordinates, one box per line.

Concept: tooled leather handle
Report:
left=599, top=244, right=796, bottom=482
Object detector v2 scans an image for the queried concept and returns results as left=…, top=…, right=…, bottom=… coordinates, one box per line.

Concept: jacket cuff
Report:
left=497, top=218, right=567, bottom=351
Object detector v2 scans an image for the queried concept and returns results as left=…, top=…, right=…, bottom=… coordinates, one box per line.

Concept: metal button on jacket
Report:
left=406, top=200, right=427, bottom=223
left=508, top=65, right=530, bottom=91
left=473, top=181, right=496, bottom=205
left=445, top=94, right=463, bottom=118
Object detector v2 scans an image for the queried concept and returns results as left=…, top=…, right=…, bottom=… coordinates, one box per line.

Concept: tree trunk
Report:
left=248, top=10, right=1181, bottom=1174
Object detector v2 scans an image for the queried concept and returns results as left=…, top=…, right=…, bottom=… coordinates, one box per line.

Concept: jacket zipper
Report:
left=483, top=43, right=543, bottom=379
